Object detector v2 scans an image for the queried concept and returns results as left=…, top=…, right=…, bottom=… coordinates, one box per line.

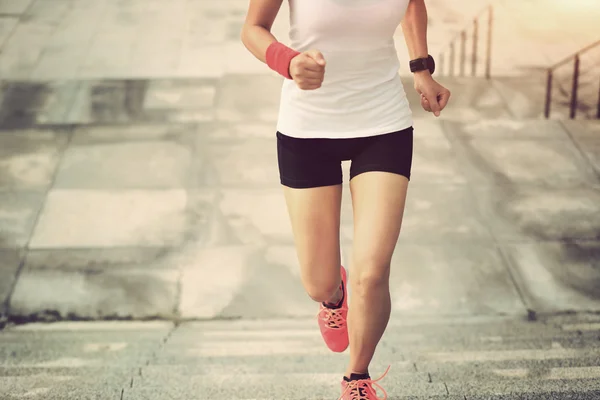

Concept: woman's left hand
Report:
left=413, top=71, right=451, bottom=117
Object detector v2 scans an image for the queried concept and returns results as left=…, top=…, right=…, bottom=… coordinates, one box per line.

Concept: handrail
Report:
left=438, top=4, right=494, bottom=79
left=544, top=39, right=600, bottom=120
left=549, top=39, right=600, bottom=71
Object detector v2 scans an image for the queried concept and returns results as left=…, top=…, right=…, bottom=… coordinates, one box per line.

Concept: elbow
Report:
left=240, top=24, right=255, bottom=51
left=240, top=25, right=247, bottom=46
left=241, top=23, right=256, bottom=48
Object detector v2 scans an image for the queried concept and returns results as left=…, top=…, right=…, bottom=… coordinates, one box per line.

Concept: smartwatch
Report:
left=410, top=55, right=435, bottom=74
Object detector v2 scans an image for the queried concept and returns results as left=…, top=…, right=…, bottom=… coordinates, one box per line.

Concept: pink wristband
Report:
left=266, top=42, right=300, bottom=80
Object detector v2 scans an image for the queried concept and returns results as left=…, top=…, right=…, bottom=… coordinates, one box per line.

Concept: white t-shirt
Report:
left=276, top=0, right=413, bottom=139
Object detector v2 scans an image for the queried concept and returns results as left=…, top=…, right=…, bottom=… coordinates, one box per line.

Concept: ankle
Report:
left=344, top=370, right=370, bottom=381
left=324, top=286, right=343, bottom=307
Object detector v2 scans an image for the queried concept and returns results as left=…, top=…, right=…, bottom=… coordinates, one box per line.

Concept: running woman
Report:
left=241, top=0, right=450, bottom=398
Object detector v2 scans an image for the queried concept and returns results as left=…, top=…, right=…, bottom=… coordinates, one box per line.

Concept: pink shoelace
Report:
left=317, top=305, right=348, bottom=329
left=339, top=366, right=391, bottom=400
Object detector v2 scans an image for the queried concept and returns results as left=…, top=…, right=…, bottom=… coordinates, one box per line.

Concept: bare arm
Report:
left=240, top=0, right=284, bottom=63
left=400, top=0, right=451, bottom=116
left=241, top=0, right=326, bottom=90
left=400, top=0, right=429, bottom=68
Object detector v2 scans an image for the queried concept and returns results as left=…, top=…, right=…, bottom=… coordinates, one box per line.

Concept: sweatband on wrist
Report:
left=266, top=42, right=300, bottom=80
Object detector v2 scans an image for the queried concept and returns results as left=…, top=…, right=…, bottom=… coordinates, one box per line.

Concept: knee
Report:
left=353, top=261, right=391, bottom=296
left=304, top=278, right=340, bottom=303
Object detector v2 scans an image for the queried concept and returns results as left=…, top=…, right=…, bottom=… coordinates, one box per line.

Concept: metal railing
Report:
left=544, top=39, right=600, bottom=120
left=438, top=5, right=494, bottom=79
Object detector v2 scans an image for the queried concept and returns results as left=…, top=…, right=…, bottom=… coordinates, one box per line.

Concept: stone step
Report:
left=123, top=317, right=600, bottom=399
left=4, top=317, right=600, bottom=399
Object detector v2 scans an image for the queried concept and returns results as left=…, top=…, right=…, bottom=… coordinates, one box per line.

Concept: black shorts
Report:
left=276, top=126, right=413, bottom=189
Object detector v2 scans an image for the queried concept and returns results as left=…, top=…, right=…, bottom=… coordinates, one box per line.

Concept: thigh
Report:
left=283, top=184, right=343, bottom=290
left=349, top=171, right=409, bottom=277
left=276, top=131, right=344, bottom=288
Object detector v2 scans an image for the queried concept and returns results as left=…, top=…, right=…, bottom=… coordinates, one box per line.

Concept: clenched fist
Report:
left=290, top=49, right=326, bottom=90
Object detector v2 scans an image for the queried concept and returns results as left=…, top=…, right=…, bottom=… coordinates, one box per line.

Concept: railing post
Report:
left=472, top=19, right=479, bottom=76
left=485, top=5, right=493, bottom=79
left=439, top=53, right=445, bottom=77
left=460, top=30, right=467, bottom=77
left=570, top=55, right=580, bottom=119
left=449, top=42, right=455, bottom=76
left=597, top=76, right=600, bottom=119
left=544, top=69, right=553, bottom=119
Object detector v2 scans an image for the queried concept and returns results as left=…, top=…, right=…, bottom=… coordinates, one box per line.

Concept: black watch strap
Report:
left=410, top=55, right=435, bottom=74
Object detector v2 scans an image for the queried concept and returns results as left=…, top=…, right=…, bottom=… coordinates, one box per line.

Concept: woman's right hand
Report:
left=289, top=49, right=326, bottom=90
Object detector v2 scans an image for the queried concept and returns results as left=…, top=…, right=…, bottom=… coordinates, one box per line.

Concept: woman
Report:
left=241, top=0, right=450, bottom=398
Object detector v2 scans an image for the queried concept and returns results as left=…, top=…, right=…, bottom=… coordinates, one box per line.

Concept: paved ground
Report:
left=0, top=0, right=600, bottom=398
left=1, top=75, right=599, bottom=323
left=3, top=315, right=600, bottom=399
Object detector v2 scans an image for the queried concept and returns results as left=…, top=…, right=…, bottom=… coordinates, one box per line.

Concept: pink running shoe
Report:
left=339, top=366, right=391, bottom=400
left=317, top=266, right=349, bottom=352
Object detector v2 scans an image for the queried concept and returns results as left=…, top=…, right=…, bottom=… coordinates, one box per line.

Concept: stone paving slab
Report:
left=0, top=248, right=21, bottom=306
left=0, top=191, right=44, bottom=248
left=215, top=74, right=282, bottom=123
left=201, top=120, right=277, bottom=140
left=2, top=370, right=130, bottom=400
left=144, top=80, right=217, bottom=111
left=466, top=138, right=596, bottom=187
left=1, top=321, right=171, bottom=399
left=445, top=379, right=600, bottom=399
left=0, top=0, right=33, bottom=15
left=9, top=249, right=180, bottom=320
left=0, top=16, right=17, bottom=48
left=446, top=119, right=572, bottom=140
left=29, top=189, right=189, bottom=248
left=216, top=245, right=318, bottom=319
left=502, top=241, right=600, bottom=315
left=425, top=77, right=514, bottom=121
left=54, top=140, right=193, bottom=189
left=563, top=120, right=600, bottom=140
left=178, top=244, right=262, bottom=319
left=0, top=82, right=80, bottom=128
left=29, top=2, right=105, bottom=80
left=490, top=75, right=549, bottom=120
left=70, top=123, right=198, bottom=144
left=218, top=188, right=293, bottom=244
left=562, top=121, right=600, bottom=178
left=410, top=135, right=472, bottom=185
left=341, top=242, right=524, bottom=317
left=204, top=138, right=279, bottom=188
left=393, top=184, right=495, bottom=243
left=443, top=120, right=598, bottom=188
left=0, top=128, right=70, bottom=190
left=2, top=321, right=172, bottom=365
left=575, top=139, right=600, bottom=177
left=65, top=80, right=217, bottom=125
left=180, top=244, right=314, bottom=319
left=471, top=184, right=600, bottom=243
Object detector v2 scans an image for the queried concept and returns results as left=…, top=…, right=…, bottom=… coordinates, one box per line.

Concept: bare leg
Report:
left=282, top=184, right=344, bottom=305
left=345, top=172, right=409, bottom=377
